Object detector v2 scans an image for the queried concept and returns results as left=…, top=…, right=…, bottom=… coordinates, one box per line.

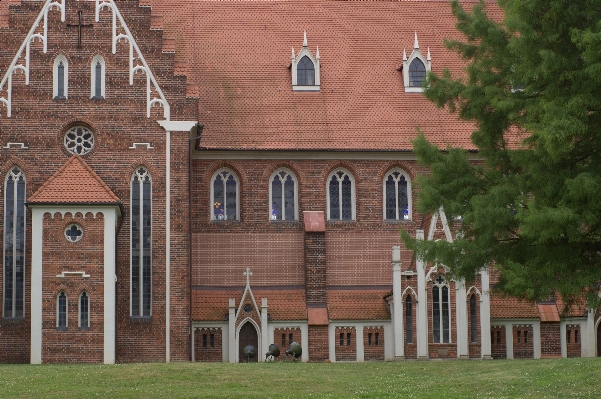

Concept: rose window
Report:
left=65, top=224, right=83, bottom=242
left=64, top=126, right=94, bottom=155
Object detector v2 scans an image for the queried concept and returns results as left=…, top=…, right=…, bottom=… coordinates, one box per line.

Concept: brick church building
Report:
left=0, top=0, right=599, bottom=363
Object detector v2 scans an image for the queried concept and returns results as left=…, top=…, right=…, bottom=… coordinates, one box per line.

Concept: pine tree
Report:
left=402, top=0, right=601, bottom=306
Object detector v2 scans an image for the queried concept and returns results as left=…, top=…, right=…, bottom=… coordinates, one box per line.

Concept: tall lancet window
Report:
left=91, top=55, right=105, bottom=99
left=269, top=169, right=297, bottom=221
left=57, top=291, right=67, bottom=330
left=432, top=275, right=451, bottom=343
left=131, top=167, right=152, bottom=317
left=327, top=169, right=355, bottom=220
left=53, top=55, right=68, bottom=99
left=211, top=169, right=239, bottom=221
left=384, top=169, right=411, bottom=220
left=79, top=291, right=89, bottom=329
left=3, top=167, right=26, bottom=318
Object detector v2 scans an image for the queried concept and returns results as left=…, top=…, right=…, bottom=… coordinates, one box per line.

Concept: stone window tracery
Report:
left=3, top=167, right=26, bottom=319
left=269, top=169, right=297, bottom=221
left=65, top=224, right=83, bottom=242
left=211, top=169, right=239, bottom=221
left=64, top=126, right=94, bottom=156
left=131, top=167, right=152, bottom=317
left=432, top=275, right=451, bottom=343
left=327, top=169, right=355, bottom=221
left=384, top=169, right=411, bottom=221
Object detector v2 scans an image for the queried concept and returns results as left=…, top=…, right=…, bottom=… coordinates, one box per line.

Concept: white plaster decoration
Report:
left=356, top=325, right=365, bottom=362
left=56, top=271, right=91, bottom=279
left=585, top=309, right=596, bottom=357
left=480, top=268, right=492, bottom=359
left=103, top=208, right=117, bottom=364
left=291, top=31, right=320, bottom=92
left=261, top=298, right=269, bottom=363
left=401, top=286, right=418, bottom=301
left=383, top=169, right=412, bottom=221
left=328, top=323, right=336, bottom=362
left=129, top=143, right=154, bottom=150
left=96, top=0, right=170, bottom=119
left=391, top=246, right=404, bottom=360
left=3, top=143, right=28, bottom=149
left=53, top=55, right=68, bottom=99
left=533, top=322, right=541, bottom=359
left=228, top=298, right=236, bottom=363
left=90, top=55, right=106, bottom=99
left=505, top=322, right=514, bottom=359
left=466, top=286, right=483, bottom=300
left=415, top=229, right=429, bottom=359
left=0, top=0, right=65, bottom=117
left=64, top=126, right=94, bottom=156
left=30, top=208, right=44, bottom=364
left=455, top=279, right=469, bottom=359
left=402, top=32, right=431, bottom=93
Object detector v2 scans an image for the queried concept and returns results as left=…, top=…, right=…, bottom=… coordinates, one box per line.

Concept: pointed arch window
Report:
left=401, top=34, right=431, bottom=93
left=3, top=167, right=26, bottom=319
left=297, top=56, right=315, bottom=86
left=269, top=169, right=298, bottom=221
left=53, top=55, right=68, bottom=99
left=327, top=169, right=355, bottom=221
left=405, top=296, right=413, bottom=344
left=432, top=275, right=450, bottom=343
left=470, top=294, right=478, bottom=343
left=57, top=291, right=67, bottom=330
left=384, top=169, right=411, bottom=221
left=211, top=169, right=239, bottom=221
left=91, top=55, right=106, bottom=99
left=79, top=291, right=89, bottom=329
left=131, top=167, right=152, bottom=317
left=409, top=58, right=426, bottom=87
left=291, top=32, right=320, bottom=91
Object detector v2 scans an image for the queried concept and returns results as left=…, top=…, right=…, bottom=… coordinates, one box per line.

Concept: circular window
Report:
left=64, top=126, right=94, bottom=155
left=243, top=304, right=252, bottom=313
left=65, top=224, right=83, bottom=242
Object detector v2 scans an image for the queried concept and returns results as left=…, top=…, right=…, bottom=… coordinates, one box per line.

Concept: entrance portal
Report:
left=239, top=322, right=259, bottom=362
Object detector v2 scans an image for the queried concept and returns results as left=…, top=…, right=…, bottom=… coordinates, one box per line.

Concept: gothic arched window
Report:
left=470, top=294, right=478, bottom=343
left=211, top=169, right=239, bottom=221
left=405, top=296, right=413, bottom=344
left=79, top=291, right=89, bottom=329
left=53, top=55, right=68, bottom=99
left=432, top=275, right=450, bottom=343
left=269, top=169, right=298, bottom=221
left=327, top=169, right=355, bottom=221
left=297, top=56, right=315, bottom=86
left=409, top=58, right=426, bottom=87
left=384, top=169, right=411, bottom=220
left=131, top=167, right=152, bottom=317
left=3, top=167, right=25, bottom=319
left=91, top=55, right=105, bottom=99
left=57, top=291, right=67, bottom=330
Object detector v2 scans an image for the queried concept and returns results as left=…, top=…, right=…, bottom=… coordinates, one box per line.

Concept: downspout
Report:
left=189, top=125, right=204, bottom=362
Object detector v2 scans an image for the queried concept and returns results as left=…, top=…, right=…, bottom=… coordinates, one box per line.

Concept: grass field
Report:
left=0, top=358, right=600, bottom=398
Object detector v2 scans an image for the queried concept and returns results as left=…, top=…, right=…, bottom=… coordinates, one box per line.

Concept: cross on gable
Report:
left=66, top=11, right=94, bottom=49
left=243, top=267, right=253, bottom=287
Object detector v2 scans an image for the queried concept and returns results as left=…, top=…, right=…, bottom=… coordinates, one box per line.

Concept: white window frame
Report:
left=291, top=32, right=320, bottom=92
left=382, top=168, right=412, bottom=221
left=402, top=33, right=431, bottom=93
left=432, top=275, right=451, bottom=344
left=326, top=168, right=356, bottom=221
left=79, top=291, right=89, bottom=329
left=3, top=167, right=26, bottom=319
left=90, top=55, right=106, bottom=99
left=130, top=167, right=153, bottom=317
left=56, top=291, right=68, bottom=329
left=210, top=168, right=240, bottom=221
left=268, top=168, right=298, bottom=221
left=53, top=55, right=69, bottom=99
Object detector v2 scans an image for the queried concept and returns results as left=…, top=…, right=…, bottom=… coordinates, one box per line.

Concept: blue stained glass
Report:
left=341, top=176, right=352, bottom=220
left=271, top=177, right=282, bottom=220
left=329, top=175, right=340, bottom=220
left=284, top=176, right=295, bottom=220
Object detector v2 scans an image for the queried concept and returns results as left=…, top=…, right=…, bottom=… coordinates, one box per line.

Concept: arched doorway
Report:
left=239, top=322, right=259, bottom=363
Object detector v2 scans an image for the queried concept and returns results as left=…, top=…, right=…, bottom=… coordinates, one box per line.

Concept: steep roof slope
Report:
left=149, top=0, right=502, bottom=151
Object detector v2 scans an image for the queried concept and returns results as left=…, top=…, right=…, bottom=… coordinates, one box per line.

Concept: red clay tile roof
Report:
left=327, top=289, right=390, bottom=320
left=307, top=307, right=329, bottom=326
left=491, top=293, right=588, bottom=320
left=538, top=303, right=560, bottom=322
left=192, top=288, right=307, bottom=321
left=28, top=155, right=120, bottom=204
left=303, top=211, right=325, bottom=233
left=148, top=0, right=503, bottom=151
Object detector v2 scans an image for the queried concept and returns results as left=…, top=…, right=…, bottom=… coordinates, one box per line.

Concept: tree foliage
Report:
left=402, top=0, right=601, bottom=306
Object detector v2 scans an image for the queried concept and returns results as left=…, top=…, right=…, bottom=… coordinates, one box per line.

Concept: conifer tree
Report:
left=403, top=0, right=601, bottom=306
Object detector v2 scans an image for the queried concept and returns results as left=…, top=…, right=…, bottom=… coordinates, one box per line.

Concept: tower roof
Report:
left=28, top=155, right=120, bottom=205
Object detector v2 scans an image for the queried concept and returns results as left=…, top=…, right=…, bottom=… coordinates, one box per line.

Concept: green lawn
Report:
left=0, top=358, right=600, bottom=398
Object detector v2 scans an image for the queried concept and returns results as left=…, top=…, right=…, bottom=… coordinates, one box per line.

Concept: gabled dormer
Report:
left=402, top=33, right=431, bottom=93
left=291, top=31, right=320, bottom=92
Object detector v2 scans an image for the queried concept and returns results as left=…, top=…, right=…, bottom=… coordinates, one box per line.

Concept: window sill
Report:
left=56, top=327, right=68, bottom=331
left=326, top=220, right=356, bottom=223
left=383, top=219, right=412, bottom=224
left=2, top=317, right=25, bottom=324
left=53, top=96, right=67, bottom=101
left=130, top=316, right=152, bottom=324
left=292, top=85, right=320, bottom=92
left=91, top=96, right=105, bottom=101
left=210, top=220, right=241, bottom=224
left=79, top=326, right=90, bottom=331
left=404, top=87, right=424, bottom=93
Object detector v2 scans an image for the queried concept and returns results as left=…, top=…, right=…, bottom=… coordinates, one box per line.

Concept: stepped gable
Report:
left=149, top=0, right=503, bottom=151
left=28, top=155, right=120, bottom=204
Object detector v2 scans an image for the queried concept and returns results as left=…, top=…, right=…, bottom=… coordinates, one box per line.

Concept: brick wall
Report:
left=540, top=322, right=561, bottom=358
left=194, top=328, right=222, bottom=362
left=274, top=327, right=301, bottom=361
left=0, top=0, right=195, bottom=363
left=513, top=325, right=534, bottom=359
left=363, top=326, right=384, bottom=361
left=566, top=324, right=581, bottom=358
left=335, top=327, right=356, bottom=361
left=41, top=213, right=104, bottom=363
left=308, top=326, right=328, bottom=362
left=305, top=233, right=326, bottom=304
left=491, top=326, right=506, bottom=359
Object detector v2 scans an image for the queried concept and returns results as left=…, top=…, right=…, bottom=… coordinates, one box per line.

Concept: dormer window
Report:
left=53, top=55, right=68, bottom=99
left=402, top=33, right=431, bottom=93
left=291, top=32, right=320, bottom=91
